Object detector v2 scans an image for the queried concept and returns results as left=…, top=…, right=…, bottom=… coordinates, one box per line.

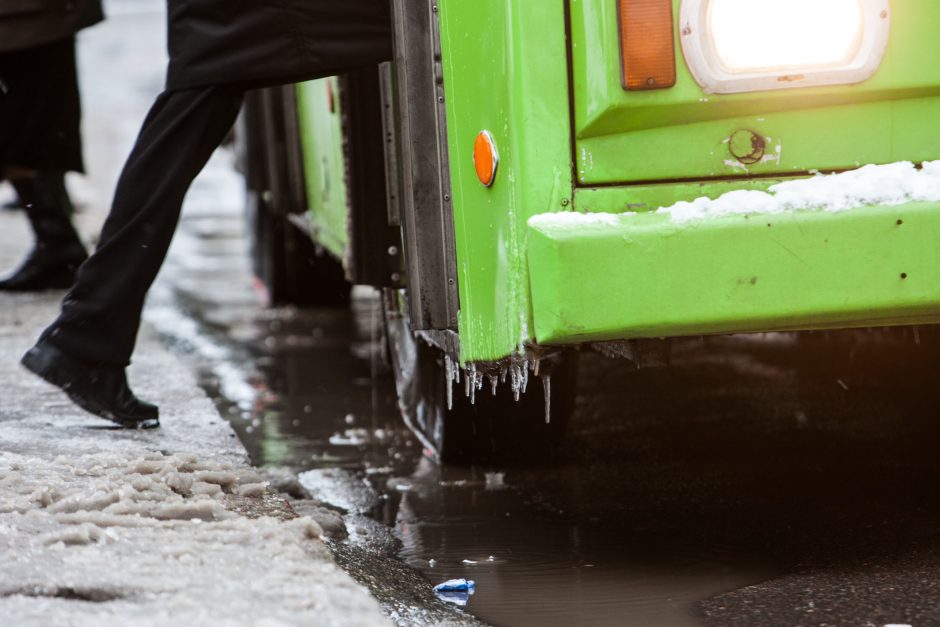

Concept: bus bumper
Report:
left=526, top=202, right=940, bottom=344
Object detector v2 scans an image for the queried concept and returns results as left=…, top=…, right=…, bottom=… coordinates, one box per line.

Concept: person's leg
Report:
left=43, top=85, right=244, bottom=366
left=0, top=170, right=87, bottom=290
left=23, top=84, right=243, bottom=427
left=0, top=37, right=88, bottom=288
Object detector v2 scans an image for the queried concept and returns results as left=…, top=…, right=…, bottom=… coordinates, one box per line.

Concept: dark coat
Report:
left=165, top=0, right=392, bottom=91
left=0, top=0, right=103, bottom=53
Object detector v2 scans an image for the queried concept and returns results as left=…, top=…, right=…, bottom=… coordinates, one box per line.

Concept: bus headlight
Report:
left=680, top=0, right=890, bottom=94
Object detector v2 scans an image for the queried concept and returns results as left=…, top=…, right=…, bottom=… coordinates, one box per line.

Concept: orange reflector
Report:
left=473, top=130, right=498, bottom=187
left=618, top=0, right=676, bottom=91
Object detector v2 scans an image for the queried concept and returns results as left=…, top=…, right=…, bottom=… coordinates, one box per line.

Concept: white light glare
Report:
left=709, top=0, right=865, bottom=72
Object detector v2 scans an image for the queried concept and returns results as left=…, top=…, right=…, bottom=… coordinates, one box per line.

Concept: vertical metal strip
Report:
left=390, top=0, right=460, bottom=331
left=378, top=63, right=402, bottom=228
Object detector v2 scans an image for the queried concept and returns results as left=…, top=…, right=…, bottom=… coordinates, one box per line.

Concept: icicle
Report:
left=500, top=366, right=508, bottom=384
left=521, top=361, right=529, bottom=394
left=542, top=374, right=551, bottom=424
left=488, top=374, right=498, bottom=396
left=511, top=364, right=521, bottom=402
left=445, top=356, right=454, bottom=410
left=914, top=325, right=922, bottom=345
left=465, top=366, right=472, bottom=399
left=533, top=359, right=541, bottom=377
left=468, top=364, right=478, bottom=404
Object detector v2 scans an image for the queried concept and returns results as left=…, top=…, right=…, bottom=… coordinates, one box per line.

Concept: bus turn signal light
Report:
left=473, top=130, right=499, bottom=188
left=618, top=0, right=676, bottom=91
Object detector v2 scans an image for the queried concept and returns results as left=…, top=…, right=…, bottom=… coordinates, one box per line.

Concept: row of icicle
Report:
left=444, top=356, right=551, bottom=424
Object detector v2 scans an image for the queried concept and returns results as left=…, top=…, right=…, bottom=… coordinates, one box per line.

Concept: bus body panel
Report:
left=288, top=0, right=940, bottom=366
left=296, top=77, right=348, bottom=259
left=571, top=0, right=940, bottom=184
left=437, top=0, right=573, bottom=363
left=529, top=201, right=940, bottom=344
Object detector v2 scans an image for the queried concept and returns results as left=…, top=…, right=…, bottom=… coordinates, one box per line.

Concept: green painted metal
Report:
left=295, top=78, right=349, bottom=259
left=286, top=1, right=940, bottom=364
left=437, top=0, right=573, bottom=363
left=528, top=201, right=940, bottom=344
left=569, top=0, right=940, bottom=184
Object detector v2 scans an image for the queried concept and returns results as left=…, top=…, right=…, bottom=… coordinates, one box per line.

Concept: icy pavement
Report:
left=0, top=2, right=387, bottom=619
left=0, top=291, right=388, bottom=626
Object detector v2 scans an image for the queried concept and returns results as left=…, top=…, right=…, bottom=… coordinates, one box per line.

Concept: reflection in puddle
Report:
left=154, top=277, right=776, bottom=625
left=153, top=220, right=782, bottom=626
left=384, top=458, right=771, bottom=627
left=155, top=205, right=940, bottom=626
left=156, top=273, right=792, bottom=627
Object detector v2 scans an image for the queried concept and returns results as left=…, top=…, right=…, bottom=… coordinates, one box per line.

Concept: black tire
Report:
left=385, top=298, right=578, bottom=464
left=245, top=190, right=350, bottom=307
left=240, top=87, right=351, bottom=307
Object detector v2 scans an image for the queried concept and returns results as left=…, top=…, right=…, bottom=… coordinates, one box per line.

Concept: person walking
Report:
left=20, top=0, right=393, bottom=429
left=0, top=0, right=102, bottom=291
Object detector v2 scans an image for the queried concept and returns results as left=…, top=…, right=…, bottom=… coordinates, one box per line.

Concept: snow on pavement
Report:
left=1, top=3, right=389, bottom=624
left=0, top=451, right=383, bottom=627
left=0, top=296, right=388, bottom=627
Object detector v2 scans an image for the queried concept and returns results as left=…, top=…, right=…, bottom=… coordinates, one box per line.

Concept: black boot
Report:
left=0, top=172, right=88, bottom=291
left=21, top=340, right=160, bottom=429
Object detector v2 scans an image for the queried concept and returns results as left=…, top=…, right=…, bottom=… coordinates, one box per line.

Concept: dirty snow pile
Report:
left=530, top=161, right=940, bottom=228
left=0, top=450, right=385, bottom=627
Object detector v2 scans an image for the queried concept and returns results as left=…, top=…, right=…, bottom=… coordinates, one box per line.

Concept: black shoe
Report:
left=0, top=242, right=87, bottom=291
left=21, top=341, right=160, bottom=429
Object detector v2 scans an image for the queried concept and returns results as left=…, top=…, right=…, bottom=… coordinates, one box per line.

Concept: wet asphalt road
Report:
left=148, top=188, right=940, bottom=627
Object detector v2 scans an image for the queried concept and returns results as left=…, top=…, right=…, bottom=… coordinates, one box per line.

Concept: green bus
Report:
left=239, top=0, right=940, bottom=462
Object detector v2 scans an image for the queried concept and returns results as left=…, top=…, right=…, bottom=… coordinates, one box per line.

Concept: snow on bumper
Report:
left=527, top=175, right=940, bottom=344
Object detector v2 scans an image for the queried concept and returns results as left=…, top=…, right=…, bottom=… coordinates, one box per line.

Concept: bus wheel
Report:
left=384, top=299, right=578, bottom=464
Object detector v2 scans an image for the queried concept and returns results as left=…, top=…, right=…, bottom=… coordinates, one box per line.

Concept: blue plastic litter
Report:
left=433, top=578, right=475, bottom=593
left=433, top=579, right=476, bottom=607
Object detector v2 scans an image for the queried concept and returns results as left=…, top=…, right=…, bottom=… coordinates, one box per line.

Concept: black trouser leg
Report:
left=15, top=172, right=81, bottom=244
left=41, top=85, right=244, bottom=366
left=0, top=172, right=87, bottom=291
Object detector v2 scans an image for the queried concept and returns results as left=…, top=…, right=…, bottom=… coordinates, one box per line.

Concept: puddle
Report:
left=387, top=459, right=770, bottom=627
left=154, top=205, right=940, bottom=626
left=150, top=266, right=774, bottom=626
